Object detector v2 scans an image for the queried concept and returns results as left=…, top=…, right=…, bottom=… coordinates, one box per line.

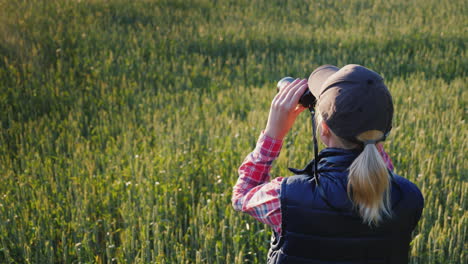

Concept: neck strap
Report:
left=310, top=108, right=320, bottom=186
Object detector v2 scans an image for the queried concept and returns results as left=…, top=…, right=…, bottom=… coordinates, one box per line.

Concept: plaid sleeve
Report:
left=377, top=143, right=394, bottom=171
left=232, top=132, right=284, bottom=234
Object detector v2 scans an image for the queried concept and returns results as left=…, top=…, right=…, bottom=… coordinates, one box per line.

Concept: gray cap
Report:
left=308, top=64, right=393, bottom=143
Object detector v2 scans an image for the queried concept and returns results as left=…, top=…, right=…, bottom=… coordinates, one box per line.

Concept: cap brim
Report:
left=308, top=65, right=340, bottom=98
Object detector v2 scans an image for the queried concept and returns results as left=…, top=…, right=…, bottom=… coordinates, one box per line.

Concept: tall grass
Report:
left=0, top=0, right=466, bottom=263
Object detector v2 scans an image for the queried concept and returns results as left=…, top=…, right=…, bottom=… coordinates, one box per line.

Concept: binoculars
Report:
left=277, top=77, right=316, bottom=108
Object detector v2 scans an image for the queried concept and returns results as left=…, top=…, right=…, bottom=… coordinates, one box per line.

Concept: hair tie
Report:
left=363, top=139, right=378, bottom=145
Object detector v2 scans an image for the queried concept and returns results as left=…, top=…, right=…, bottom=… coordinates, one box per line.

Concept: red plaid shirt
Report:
left=232, top=132, right=394, bottom=234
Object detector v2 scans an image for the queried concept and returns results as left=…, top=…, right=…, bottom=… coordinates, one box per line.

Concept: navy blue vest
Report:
left=267, top=148, right=424, bottom=264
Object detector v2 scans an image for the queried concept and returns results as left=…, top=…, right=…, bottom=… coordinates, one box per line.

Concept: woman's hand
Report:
left=264, top=79, right=309, bottom=140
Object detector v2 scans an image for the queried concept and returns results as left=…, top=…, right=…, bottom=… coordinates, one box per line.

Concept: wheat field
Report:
left=0, top=0, right=466, bottom=263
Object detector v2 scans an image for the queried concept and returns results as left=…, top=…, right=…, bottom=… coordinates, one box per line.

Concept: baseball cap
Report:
left=307, top=64, right=393, bottom=144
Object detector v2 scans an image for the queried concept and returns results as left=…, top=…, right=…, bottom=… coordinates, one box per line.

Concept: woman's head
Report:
left=309, top=64, right=393, bottom=144
left=308, top=64, right=394, bottom=225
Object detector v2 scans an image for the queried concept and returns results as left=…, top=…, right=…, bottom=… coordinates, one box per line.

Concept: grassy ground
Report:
left=0, top=0, right=466, bottom=263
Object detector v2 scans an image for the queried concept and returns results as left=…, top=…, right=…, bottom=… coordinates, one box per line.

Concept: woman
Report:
left=232, top=64, right=424, bottom=263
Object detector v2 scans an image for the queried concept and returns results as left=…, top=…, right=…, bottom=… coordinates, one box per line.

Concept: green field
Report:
left=0, top=0, right=466, bottom=263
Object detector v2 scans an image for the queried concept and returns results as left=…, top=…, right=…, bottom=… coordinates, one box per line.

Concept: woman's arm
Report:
left=231, top=132, right=284, bottom=234
left=232, top=79, right=308, bottom=234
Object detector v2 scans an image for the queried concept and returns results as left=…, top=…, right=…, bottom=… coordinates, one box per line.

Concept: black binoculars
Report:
left=277, top=77, right=316, bottom=108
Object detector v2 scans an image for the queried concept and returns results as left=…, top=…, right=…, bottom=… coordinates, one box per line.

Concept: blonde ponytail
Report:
left=315, top=109, right=392, bottom=225
left=348, top=130, right=392, bottom=226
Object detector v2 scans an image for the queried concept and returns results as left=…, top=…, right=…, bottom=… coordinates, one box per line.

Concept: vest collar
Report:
left=288, top=147, right=361, bottom=176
